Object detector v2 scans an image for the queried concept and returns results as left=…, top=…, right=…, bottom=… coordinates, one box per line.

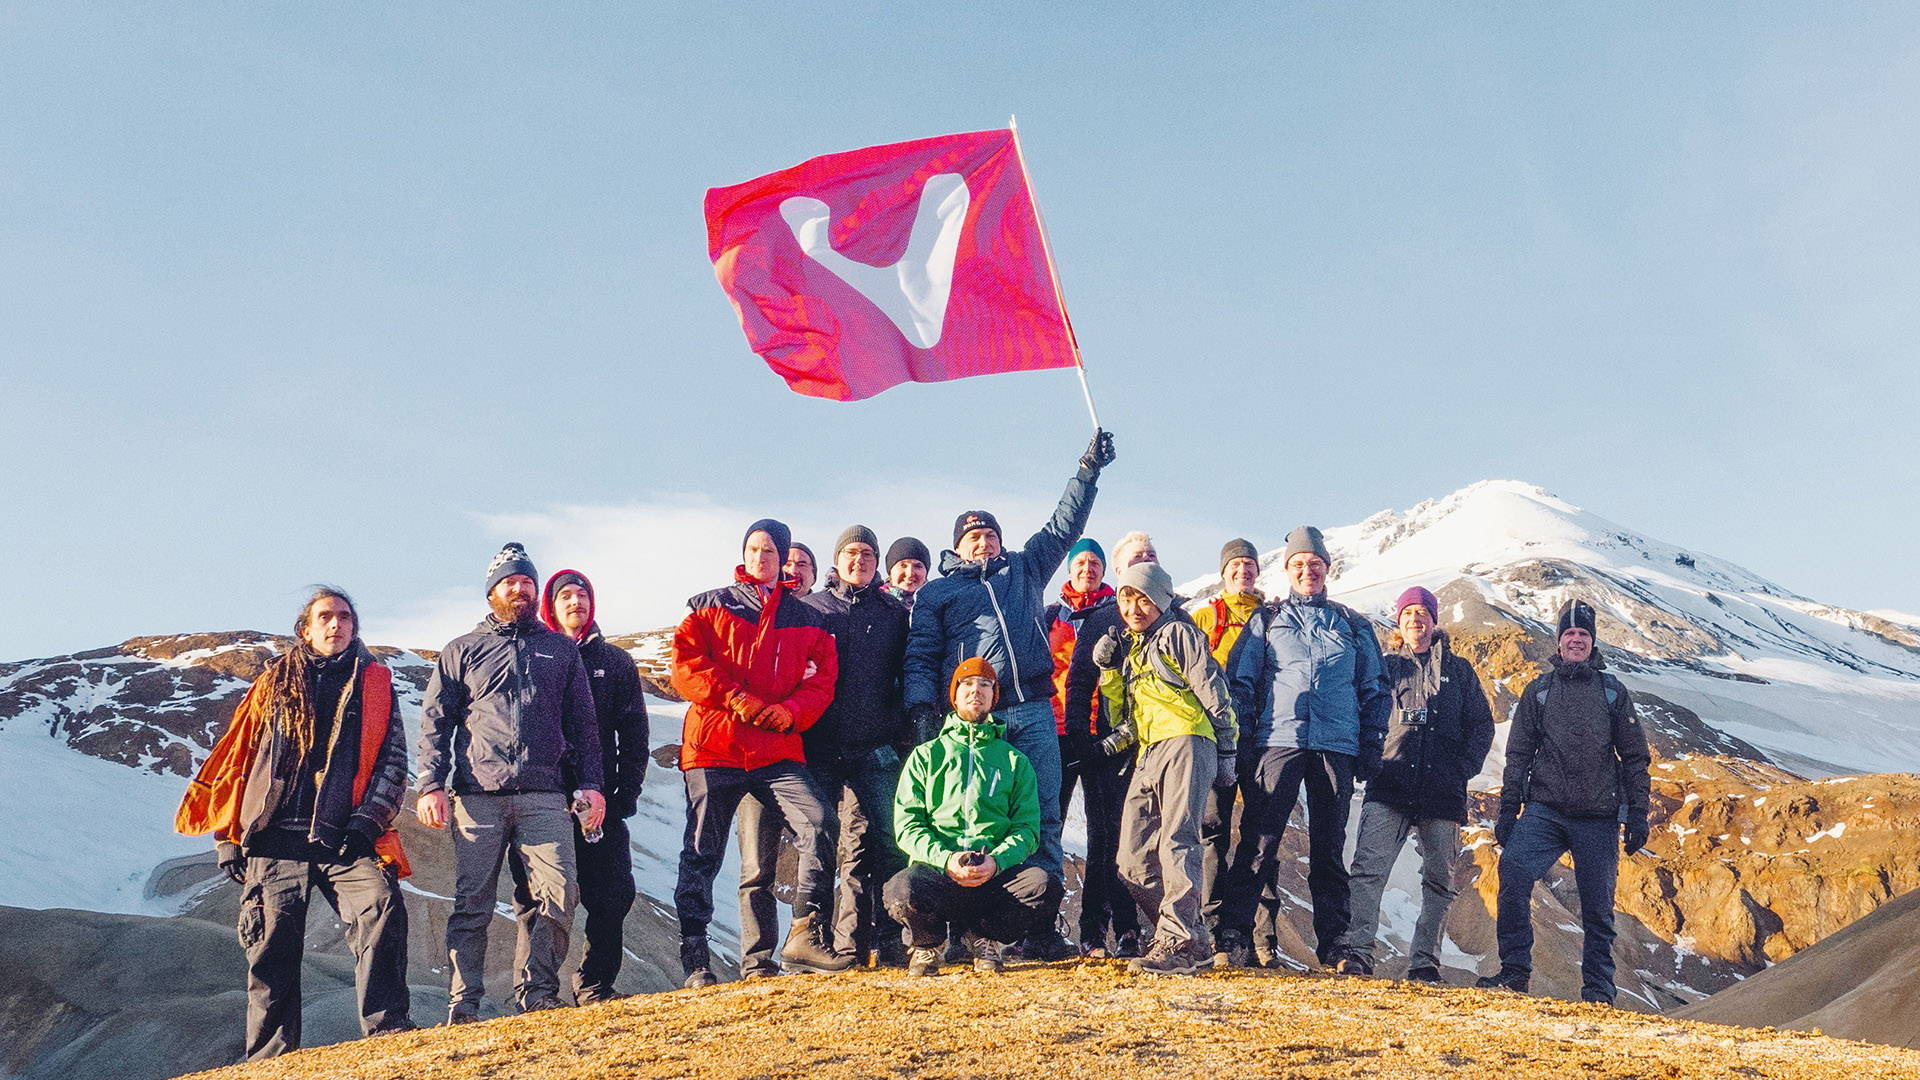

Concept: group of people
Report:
left=179, top=428, right=1655, bottom=1059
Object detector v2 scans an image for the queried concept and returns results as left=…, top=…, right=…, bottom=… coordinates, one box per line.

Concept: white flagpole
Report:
left=1010, top=114, right=1101, bottom=433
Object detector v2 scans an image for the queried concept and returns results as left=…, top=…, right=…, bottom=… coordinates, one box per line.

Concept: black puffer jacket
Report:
left=1364, top=631, right=1496, bottom=823
left=418, top=616, right=602, bottom=797
left=1500, top=649, right=1651, bottom=823
left=803, top=574, right=910, bottom=758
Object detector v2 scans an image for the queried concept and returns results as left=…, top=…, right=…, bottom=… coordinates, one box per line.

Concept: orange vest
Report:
left=176, top=660, right=409, bottom=877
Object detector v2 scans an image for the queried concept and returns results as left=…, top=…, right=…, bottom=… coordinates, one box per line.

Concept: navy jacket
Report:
left=418, top=617, right=603, bottom=797
left=1365, top=631, right=1496, bottom=823
left=1229, top=591, right=1390, bottom=757
left=903, top=466, right=1099, bottom=710
left=577, top=630, right=650, bottom=819
left=802, top=574, right=911, bottom=758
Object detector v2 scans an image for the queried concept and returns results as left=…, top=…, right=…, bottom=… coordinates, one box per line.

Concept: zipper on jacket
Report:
left=980, top=577, right=1024, bottom=698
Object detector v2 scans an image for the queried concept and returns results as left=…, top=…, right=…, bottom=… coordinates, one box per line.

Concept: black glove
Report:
left=908, top=703, right=943, bottom=745
left=1494, top=808, right=1519, bottom=847
left=1355, top=743, right=1384, bottom=783
left=1059, top=731, right=1093, bottom=773
left=1079, top=428, right=1116, bottom=473
left=217, top=841, right=246, bottom=884
left=337, top=830, right=377, bottom=862
left=1214, top=752, right=1237, bottom=791
left=1623, top=818, right=1651, bottom=853
left=1091, top=626, right=1126, bottom=670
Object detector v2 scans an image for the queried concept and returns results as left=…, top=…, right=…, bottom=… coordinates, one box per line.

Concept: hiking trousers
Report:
left=675, top=761, right=834, bottom=942
left=1219, top=746, right=1356, bottom=963
left=510, top=815, right=635, bottom=1000
left=448, top=791, right=577, bottom=1012
left=1062, top=738, right=1140, bottom=946
left=811, top=745, right=908, bottom=958
left=1496, top=802, right=1620, bottom=1003
left=1118, top=734, right=1216, bottom=949
left=884, top=860, right=1063, bottom=947
left=1343, top=800, right=1460, bottom=970
left=733, top=790, right=788, bottom=975
left=241, top=851, right=410, bottom=1059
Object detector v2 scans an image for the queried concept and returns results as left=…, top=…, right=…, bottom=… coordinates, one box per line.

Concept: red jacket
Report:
left=672, top=568, right=839, bottom=770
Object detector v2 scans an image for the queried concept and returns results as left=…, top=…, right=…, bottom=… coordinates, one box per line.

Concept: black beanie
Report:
left=835, top=525, right=880, bottom=558
left=1556, top=599, right=1598, bottom=639
left=484, top=542, right=538, bottom=597
left=887, top=536, right=931, bottom=570
left=743, top=518, right=792, bottom=563
left=953, top=510, right=1001, bottom=547
left=1220, top=538, right=1259, bottom=575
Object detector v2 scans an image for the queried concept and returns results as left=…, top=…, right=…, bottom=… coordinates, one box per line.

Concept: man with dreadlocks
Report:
left=175, top=586, right=415, bottom=1059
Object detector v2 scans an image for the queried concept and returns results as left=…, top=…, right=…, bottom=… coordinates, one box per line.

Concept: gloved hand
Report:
left=1623, top=817, right=1651, bottom=853
left=1059, top=732, right=1093, bottom=774
left=1079, top=428, right=1117, bottom=473
left=908, top=703, right=943, bottom=745
left=1214, top=752, right=1237, bottom=791
left=1494, top=807, right=1519, bottom=847
left=1091, top=626, right=1126, bottom=670
left=750, top=702, right=796, bottom=733
left=217, top=841, right=246, bottom=884
left=336, top=829, right=377, bottom=862
left=728, top=690, right=769, bottom=722
left=1355, top=743, right=1384, bottom=783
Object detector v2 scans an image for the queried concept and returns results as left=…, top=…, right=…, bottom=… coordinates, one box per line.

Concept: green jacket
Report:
left=893, top=713, right=1041, bottom=870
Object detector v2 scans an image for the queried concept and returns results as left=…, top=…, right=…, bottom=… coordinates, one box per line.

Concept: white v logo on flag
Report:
left=780, top=173, right=969, bottom=348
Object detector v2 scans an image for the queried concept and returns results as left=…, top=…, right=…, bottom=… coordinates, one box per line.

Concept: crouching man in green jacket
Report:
left=885, top=658, right=1063, bottom=976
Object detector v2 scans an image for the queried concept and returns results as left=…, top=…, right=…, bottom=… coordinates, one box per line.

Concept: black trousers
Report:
left=240, top=852, right=410, bottom=1060
left=1061, top=744, right=1140, bottom=944
left=675, top=761, right=834, bottom=938
left=1218, top=747, right=1356, bottom=963
left=1202, top=779, right=1280, bottom=946
left=810, top=746, right=907, bottom=957
left=510, top=815, right=636, bottom=998
left=883, top=861, right=1062, bottom=948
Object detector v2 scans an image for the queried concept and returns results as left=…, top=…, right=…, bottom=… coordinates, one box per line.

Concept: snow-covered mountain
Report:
left=1180, top=480, right=1920, bottom=777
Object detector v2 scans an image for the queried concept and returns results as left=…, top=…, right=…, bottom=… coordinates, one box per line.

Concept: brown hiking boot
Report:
left=781, top=913, right=855, bottom=974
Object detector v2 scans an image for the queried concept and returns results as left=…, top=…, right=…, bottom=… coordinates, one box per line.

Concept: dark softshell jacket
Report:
left=577, top=632, right=650, bottom=819
left=803, top=574, right=911, bottom=758
left=418, top=618, right=603, bottom=796
left=1364, top=630, right=1497, bottom=823
left=1500, top=650, right=1652, bottom=824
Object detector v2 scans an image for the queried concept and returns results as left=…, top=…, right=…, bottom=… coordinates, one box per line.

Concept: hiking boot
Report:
left=741, top=968, right=779, bottom=980
left=1405, top=965, right=1443, bottom=985
left=446, top=1006, right=480, bottom=1026
left=965, top=932, right=1005, bottom=974
left=781, top=913, right=856, bottom=974
left=1475, top=965, right=1531, bottom=993
left=680, top=936, right=718, bottom=989
left=1580, top=991, right=1616, bottom=1007
left=1081, top=941, right=1110, bottom=959
left=1129, top=937, right=1213, bottom=976
left=1021, top=931, right=1080, bottom=963
left=1113, top=930, right=1142, bottom=959
left=874, top=938, right=911, bottom=968
left=907, top=946, right=942, bottom=977
left=1335, top=952, right=1374, bottom=977
left=519, top=996, right=566, bottom=1013
left=575, top=985, right=625, bottom=1006
left=1215, top=928, right=1254, bottom=969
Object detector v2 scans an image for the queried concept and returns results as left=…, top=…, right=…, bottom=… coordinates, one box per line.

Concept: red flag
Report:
left=705, top=128, right=1079, bottom=402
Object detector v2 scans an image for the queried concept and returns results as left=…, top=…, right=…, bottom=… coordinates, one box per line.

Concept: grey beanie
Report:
left=1282, top=525, right=1330, bottom=565
left=1116, top=561, right=1175, bottom=613
left=1220, top=537, right=1260, bottom=575
left=835, top=525, right=880, bottom=558
left=484, top=542, right=538, bottom=597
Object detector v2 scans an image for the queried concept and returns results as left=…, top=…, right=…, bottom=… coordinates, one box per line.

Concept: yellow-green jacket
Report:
left=1100, top=611, right=1238, bottom=752
left=1190, top=589, right=1265, bottom=670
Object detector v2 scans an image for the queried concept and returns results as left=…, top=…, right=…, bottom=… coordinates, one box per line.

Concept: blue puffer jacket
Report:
left=903, top=467, right=1098, bottom=711
left=1229, top=591, right=1390, bottom=757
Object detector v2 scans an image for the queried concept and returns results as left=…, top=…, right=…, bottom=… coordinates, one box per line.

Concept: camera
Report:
left=956, top=850, right=987, bottom=868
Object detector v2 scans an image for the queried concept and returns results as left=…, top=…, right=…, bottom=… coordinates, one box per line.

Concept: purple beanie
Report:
left=1395, top=586, right=1441, bottom=621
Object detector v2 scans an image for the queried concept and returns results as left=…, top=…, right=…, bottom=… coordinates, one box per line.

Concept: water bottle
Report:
left=572, top=792, right=603, bottom=844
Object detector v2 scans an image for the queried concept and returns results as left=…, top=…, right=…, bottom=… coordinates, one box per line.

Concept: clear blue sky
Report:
left=4, top=5, right=1916, bottom=659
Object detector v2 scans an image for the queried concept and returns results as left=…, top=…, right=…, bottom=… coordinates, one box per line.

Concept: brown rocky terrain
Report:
left=182, top=965, right=1920, bottom=1080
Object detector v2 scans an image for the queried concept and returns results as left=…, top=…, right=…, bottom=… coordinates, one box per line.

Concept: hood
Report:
left=940, top=712, right=1007, bottom=743
left=939, top=549, right=1007, bottom=579
left=1059, top=581, right=1116, bottom=612
left=540, top=568, right=597, bottom=642
left=1387, top=626, right=1450, bottom=655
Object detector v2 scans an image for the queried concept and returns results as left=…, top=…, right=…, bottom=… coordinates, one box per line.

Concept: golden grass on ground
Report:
left=188, top=963, right=1920, bottom=1080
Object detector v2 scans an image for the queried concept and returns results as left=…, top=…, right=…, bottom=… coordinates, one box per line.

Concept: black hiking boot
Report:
left=1475, top=965, right=1531, bottom=993
left=680, top=935, right=719, bottom=989
left=1214, top=928, right=1254, bottom=969
left=1405, top=965, right=1443, bottom=985
left=1334, top=952, right=1374, bottom=977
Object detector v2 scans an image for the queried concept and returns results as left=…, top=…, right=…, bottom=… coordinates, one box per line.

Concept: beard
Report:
left=490, top=594, right=536, bottom=624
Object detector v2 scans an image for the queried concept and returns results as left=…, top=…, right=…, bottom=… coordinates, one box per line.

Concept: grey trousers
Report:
left=448, top=791, right=578, bottom=1012
left=240, top=852, right=411, bottom=1059
left=1342, top=800, right=1460, bottom=970
left=1118, top=734, right=1216, bottom=949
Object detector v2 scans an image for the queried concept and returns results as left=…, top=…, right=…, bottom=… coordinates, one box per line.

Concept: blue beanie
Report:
left=1067, top=537, right=1105, bottom=568
left=484, top=542, right=538, bottom=598
left=743, top=518, right=792, bottom=563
